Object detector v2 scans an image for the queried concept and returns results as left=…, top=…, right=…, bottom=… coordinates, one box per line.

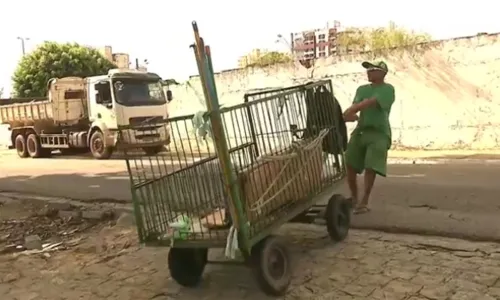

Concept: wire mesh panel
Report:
left=240, top=80, right=347, bottom=237
left=119, top=79, right=346, bottom=247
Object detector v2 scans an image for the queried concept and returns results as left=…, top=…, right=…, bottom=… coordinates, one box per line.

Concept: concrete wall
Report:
left=3, top=34, right=499, bottom=150
left=170, top=33, right=500, bottom=150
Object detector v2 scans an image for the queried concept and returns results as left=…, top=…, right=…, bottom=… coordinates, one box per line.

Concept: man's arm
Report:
left=345, top=85, right=395, bottom=115
left=344, top=86, right=363, bottom=122
left=352, top=86, right=363, bottom=104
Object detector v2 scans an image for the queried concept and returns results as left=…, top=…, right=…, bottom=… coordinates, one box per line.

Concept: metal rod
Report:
left=190, top=24, right=211, bottom=113
left=191, top=21, right=251, bottom=254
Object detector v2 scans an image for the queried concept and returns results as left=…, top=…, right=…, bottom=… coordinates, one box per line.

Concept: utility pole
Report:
left=17, top=37, right=29, bottom=56
left=277, top=34, right=294, bottom=54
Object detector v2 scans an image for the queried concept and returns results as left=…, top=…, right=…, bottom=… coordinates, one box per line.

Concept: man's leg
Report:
left=360, top=169, right=376, bottom=207
left=358, top=138, right=389, bottom=209
left=346, top=165, right=358, bottom=204
left=344, top=134, right=365, bottom=205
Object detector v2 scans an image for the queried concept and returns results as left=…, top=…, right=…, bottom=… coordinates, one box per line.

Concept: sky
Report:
left=1, top=0, right=499, bottom=96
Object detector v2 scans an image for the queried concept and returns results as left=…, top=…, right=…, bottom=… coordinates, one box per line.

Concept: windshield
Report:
left=112, top=79, right=166, bottom=106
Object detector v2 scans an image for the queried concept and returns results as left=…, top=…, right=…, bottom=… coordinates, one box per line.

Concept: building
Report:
left=98, top=46, right=132, bottom=69
left=238, top=48, right=266, bottom=68
left=291, top=21, right=342, bottom=62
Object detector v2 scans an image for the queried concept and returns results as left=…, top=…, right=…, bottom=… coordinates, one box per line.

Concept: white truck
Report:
left=0, top=69, right=172, bottom=159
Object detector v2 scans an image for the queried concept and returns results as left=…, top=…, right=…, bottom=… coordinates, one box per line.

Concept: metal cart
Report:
left=118, top=22, right=351, bottom=297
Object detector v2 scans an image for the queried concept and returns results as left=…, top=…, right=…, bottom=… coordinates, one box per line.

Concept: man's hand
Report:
left=343, top=104, right=359, bottom=117
left=343, top=113, right=359, bottom=122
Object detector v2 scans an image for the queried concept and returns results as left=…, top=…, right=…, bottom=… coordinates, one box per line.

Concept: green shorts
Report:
left=345, top=129, right=390, bottom=177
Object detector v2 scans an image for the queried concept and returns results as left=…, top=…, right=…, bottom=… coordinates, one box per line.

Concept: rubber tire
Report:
left=142, top=145, right=164, bottom=156
left=90, top=131, right=113, bottom=160
left=168, top=247, right=208, bottom=287
left=325, top=194, right=351, bottom=241
left=15, top=134, right=28, bottom=158
left=251, top=235, right=292, bottom=296
left=26, top=133, right=47, bottom=158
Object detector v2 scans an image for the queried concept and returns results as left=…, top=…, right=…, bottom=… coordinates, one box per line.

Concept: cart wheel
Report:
left=325, top=194, right=351, bottom=241
left=251, top=235, right=292, bottom=296
left=168, top=247, right=208, bottom=287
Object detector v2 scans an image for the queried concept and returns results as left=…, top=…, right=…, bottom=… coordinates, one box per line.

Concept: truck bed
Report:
left=0, top=98, right=53, bottom=125
left=0, top=97, right=48, bottom=105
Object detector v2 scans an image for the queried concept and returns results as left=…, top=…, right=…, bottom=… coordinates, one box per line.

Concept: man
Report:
left=342, top=61, right=395, bottom=214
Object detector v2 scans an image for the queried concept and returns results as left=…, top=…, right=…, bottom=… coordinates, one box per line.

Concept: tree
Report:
left=252, top=51, right=292, bottom=67
left=337, top=21, right=431, bottom=53
left=242, top=50, right=292, bottom=68
left=12, top=42, right=117, bottom=97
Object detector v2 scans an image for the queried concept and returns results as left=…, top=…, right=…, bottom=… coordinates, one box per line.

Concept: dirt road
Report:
left=3, top=223, right=500, bottom=299
left=1, top=150, right=500, bottom=241
left=2, top=190, right=500, bottom=299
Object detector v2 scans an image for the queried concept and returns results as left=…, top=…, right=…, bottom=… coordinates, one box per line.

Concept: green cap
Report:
left=362, top=61, right=388, bottom=73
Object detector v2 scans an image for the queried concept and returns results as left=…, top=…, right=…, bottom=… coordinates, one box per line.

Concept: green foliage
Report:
left=337, top=21, right=431, bottom=53
left=12, top=42, right=117, bottom=97
left=248, top=51, right=292, bottom=67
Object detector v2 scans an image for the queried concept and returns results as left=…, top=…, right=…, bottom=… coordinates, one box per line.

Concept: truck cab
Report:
left=3, top=69, right=172, bottom=160
left=86, top=69, right=172, bottom=158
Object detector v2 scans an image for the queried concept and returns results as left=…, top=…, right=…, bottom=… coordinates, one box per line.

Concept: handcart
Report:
left=118, top=22, right=352, bottom=297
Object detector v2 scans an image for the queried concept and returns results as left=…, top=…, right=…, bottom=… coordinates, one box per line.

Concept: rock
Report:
left=38, top=206, right=58, bottom=217
left=2, top=272, right=20, bottom=283
left=47, top=201, right=72, bottom=211
left=24, top=235, right=42, bottom=250
left=75, top=241, right=98, bottom=253
left=82, top=210, right=114, bottom=221
left=58, top=210, right=82, bottom=220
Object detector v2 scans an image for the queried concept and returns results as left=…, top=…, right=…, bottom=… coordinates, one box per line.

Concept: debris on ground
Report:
left=0, top=196, right=117, bottom=256
left=24, top=235, right=42, bottom=250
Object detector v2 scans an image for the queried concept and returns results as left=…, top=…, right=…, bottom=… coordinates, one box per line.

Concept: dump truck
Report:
left=0, top=69, right=172, bottom=159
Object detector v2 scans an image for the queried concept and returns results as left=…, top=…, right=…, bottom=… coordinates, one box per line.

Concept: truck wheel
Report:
left=15, top=134, right=29, bottom=158
left=26, top=133, right=50, bottom=158
left=142, top=145, right=164, bottom=156
left=90, top=131, right=113, bottom=160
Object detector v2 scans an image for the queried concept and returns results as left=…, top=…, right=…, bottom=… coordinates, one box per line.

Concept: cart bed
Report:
left=120, top=80, right=347, bottom=248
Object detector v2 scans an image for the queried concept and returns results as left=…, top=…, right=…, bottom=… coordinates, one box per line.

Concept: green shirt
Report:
left=352, top=83, right=395, bottom=140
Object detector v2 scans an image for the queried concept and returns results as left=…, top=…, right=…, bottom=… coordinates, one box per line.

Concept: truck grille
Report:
left=129, top=116, right=164, bottom=126
left=129, top=116, right=165, bottom=132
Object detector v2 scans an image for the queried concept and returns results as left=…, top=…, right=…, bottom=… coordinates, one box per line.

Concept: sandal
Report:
left=353, top=206, right=371, bottom=215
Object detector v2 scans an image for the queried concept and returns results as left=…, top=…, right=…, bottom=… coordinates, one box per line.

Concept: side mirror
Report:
left=105, top=103, right=113, bottom=109
left=166, top=90, right=173, bottom=101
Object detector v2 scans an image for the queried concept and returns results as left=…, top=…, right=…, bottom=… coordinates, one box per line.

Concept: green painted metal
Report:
left=117, top=36, right=347, bottom=252
left=191, top=22, right=251, bottom=255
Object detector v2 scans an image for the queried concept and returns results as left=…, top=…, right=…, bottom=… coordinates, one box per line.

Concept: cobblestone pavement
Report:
left=2, top=224, right=500, bottom=300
